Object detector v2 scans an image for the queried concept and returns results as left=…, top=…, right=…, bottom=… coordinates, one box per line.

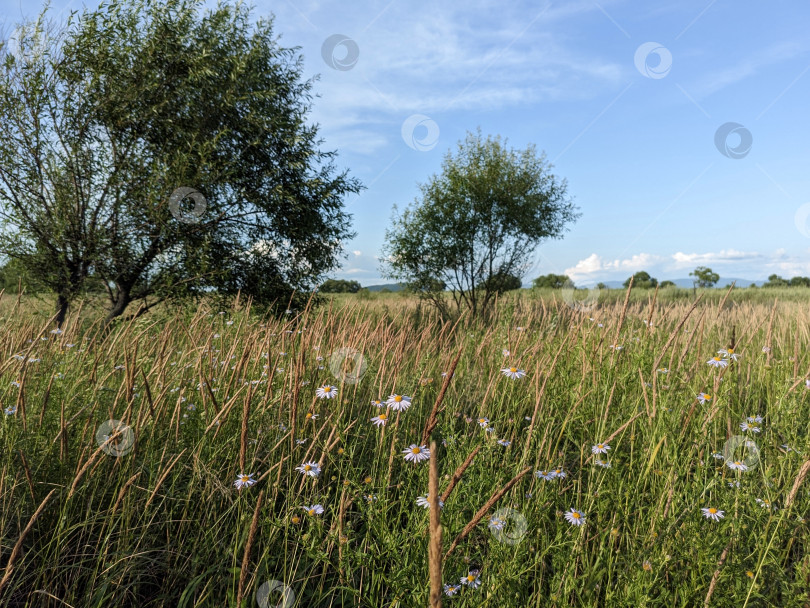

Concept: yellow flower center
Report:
left=364, top=476, right=372, bottom=483
left=291, top=516, right=300, bottom=523
left=324, top=386, right=332, bottom=393
left=241, top=476, right=249, bottom=482
left=572, top=512, right=581, bottom=519
left=746, top=571, right=753, bottom=578
left=708, top=508, right=717, bottom=514
left=728, top=349, right=734, bottom=354
left=510, top=367, right=517, bottom=373
left=304, top=465, right=312, bottom=471
left=378, top=414, right=387, bottom=420
left=308, top=509, right=315, bottom=516
left=306, top=413, right=313, bottom=418
left=714, top=357, right=722, bottom=361
left=597, top=444, right=603, bottom=449
left=394, top=395, right=402, bottom=402
left=411, top=447, right=421, bottom=454
left=467, top=575, right=475, bottom=582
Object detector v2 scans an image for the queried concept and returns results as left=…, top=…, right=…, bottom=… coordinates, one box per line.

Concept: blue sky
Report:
left=3, top=0, right=810, bottom=286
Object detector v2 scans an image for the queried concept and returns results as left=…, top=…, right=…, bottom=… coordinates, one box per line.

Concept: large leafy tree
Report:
left=623, top=271, right=657, bottom=289
left=689, top=266, right=719, bottom=289
left=381, top=130, right=578, bottom=318
left=0, top=0, right=362, bottom=326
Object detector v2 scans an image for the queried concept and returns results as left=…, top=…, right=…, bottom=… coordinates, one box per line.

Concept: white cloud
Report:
left=352, top=250, right=362, bottom=256
left=670, top=249, right=760, bottom=268
left=564, top=252, right=663, bottom=282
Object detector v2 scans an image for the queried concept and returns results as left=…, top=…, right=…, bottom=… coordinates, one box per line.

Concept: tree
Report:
left=319, top=279, right=362, bottom=293
left=483, top=272, right=522, bottom=293
left=623, top=271, right=657, bottom=289
left=690, top=266, right=719, bottom=289
left=596, top=282, right=607, bottom=290
left=0, top=0, right=362, bottom=326
left=381, top=129, right=578, bottom=319
left=763, top=274, right=788, bottom=288
left=533, top=273, right=570, bottom=289
left=789, top=276, right=810, bottom=287
left=659, top=280, right=676, bottom=288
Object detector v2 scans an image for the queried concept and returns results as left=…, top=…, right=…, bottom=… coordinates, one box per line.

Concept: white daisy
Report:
left=701, top=507, right=724, bottom=522
left=444, top=583, right=462, bottom=596
left=591, top=443, right=611, bottom=454
left=712, top=452, right=724, bottom=460
left=371, top=399, right=384, bottom=408
left=488, top=516, right=505, bottom=531
left=477, top=417, right=489, bottom=428
left=302, top=504, right=324, bottom=516
left=502, top=349, right=510, bottom=356
left=316, top=385, right=338, bottom=399
left=234, top=473, right=257, bottom=489
left=497, top=439, right=511, bottom=447
left=697, top=393, right=712, bottom=404
left=370, top=414, right=388, bottom=427
left=552, top=467, right=567, bottom=479
left=460, top=569, right=481, bottom=589
left=746, top=415, right=763, bottom=423
left=565, top=508, right=586, bottom=526
left=726, top=460, right=748, bottom=472
left=535, top=470, right=555, bottom=481
left=595, top=459, right=612, bottom=468
left=500, top=367, right=526, bottom=379
left=707, top=356, right=728, bottom=368
left=740, top=422, right=761, bottom=433
left=386, top=394, right=412, bottom=411
left=295, top=461, right=321, bottom=477
left=403, top=444, right=430, bottom=463
left=416, top=494, right=444, bottom=509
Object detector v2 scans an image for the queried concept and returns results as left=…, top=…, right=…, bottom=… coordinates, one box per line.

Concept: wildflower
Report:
left=500, top=367, right=526, bottom=379
left=553, top=467, right=567, bottom=479
left=726, top=460, right=748, bottom=471
left=364, top=494, right=378, bottom=502
left=719, top=348, right=741, bottom=361
left=565, top=508, right=586, bottom=526
left=370, top=413, right=388, bottom=427
left=746, top=415, right=763, bottom=423
left=761, top=346, right=771, bottom=353
left=609, top=344, right=622, bottom=350
left=591, top=443, right=610, bottom=454
left=728, top=480, right=740, bottom=488
left=740, top=422, right=760, bottom=433
left=50, top=328, right=63, bottom=335
left=444, top=583, right=462, bottom=596
left=234, top=473, right=257, bottom=489
left=701, top=507, right=724, bottom=522
left=460, top=569, right=482, bottom=589
left=371, top=399, right=384, bottom=407
left=295, top=438, right=307, bottom=445
left=364, top=476, right=373, bottom=484
left=403, top=444, right=430, bottom=463
left=502, top=349, right=510, bottom=356
left=707, top=356, right=728, bottom=368
left=485, top=427, right=495, bottom=434
left=657, top=368, right=669, bottom=373
left=477, top=417, right=489, bottom=428
left=755, top=498, right=774, bottom=510
left=642, top=560, right=652, bottom=572
left=745, top=570, right=754, bottom=579
left=712, top=452, right=724, bottom=460
left=305, top=412, right=318, bottom=421
left=497, top=439, right=511, bottom=447
left=4, top=406, right=18, bottom=415
left=290, top=515, right=301, bottom=524
left=316, top=385, right=338, bottom=399
left=536, top=470, right=555, bottom=481
left=416, top=494, right=444, bottom=509
left=595, top=459, right=611, bottom=468
left=386, top=394, right=412, bottom=411
left=295, top=462, right=321, bottom=477
left=488, top=516, right=505, bottom=531
left=302, top=504, right=324, bottom=516
left=697, top=393, right=712, bottom=404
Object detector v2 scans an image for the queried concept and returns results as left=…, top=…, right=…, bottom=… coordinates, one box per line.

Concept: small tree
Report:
left=382, top=129, right=578, bottom=319
left=484, top=272, right=522, bottom=293
left=659, top=280, right=676, bottom=288
left=623, top=271, right=657, bottom=289
left=596, top=282, right=607, bottom=290
left=533, top=273, right=570, bottom=289
left=789, top=276, right=810, bottom=287
left=690, top=266, right=719, bottom=290
left=763, top=274, right=788, bottom=288
left=319, top=279, right=362, bottom=293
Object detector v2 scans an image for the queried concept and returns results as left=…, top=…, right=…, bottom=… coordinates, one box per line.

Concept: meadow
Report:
left=0, top=286, right=809, bottom=607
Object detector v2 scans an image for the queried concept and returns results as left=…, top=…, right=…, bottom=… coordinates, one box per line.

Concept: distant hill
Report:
left=363, top=283, right=404, bottom=292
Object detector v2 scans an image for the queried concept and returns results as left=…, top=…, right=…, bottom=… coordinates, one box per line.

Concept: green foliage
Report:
left=623, top=270, right=658, bottom=289
left=319, top=279, right=362, bottom=293
left=533, top=273, right=570, bottom=289
left=483, top=272, right=522, bottom=293
left=0, top=0, right=361, bottom=324
left=382, top=128, right=578, bottom=319
left=689, top=266, right=720, bottom=288
left=763, top=274, right=789, bottom=288
left=789, top=276, right=810, bottom=287
left=659, top=280, right=676, bottom=288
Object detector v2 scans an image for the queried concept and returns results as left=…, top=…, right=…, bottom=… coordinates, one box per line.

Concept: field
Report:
left=1, top=287, right=809, bottom=607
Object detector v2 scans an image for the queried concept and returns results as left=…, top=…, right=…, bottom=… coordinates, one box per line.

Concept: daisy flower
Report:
left=712, top=452, right=724, bottom=460
left=4, top=406, right=18, bottom=416
left=416, top=494, right=444, bottom=509
left=364, top=494, right=378, bottom=502
left=565, top=508, right=586, bottom=526
left=740, top=422, right=761, bottom=433
left=370, top=413, right=388, bottom=427
left=553, top=467, right=567, bottom=479
left=403, top=444, right=430, bottom=463
left=477, top=417, right=489, bottom=428
left=726, top=460, right=748, bottom=472
left=444, top=583, right=462, bottom=597
left=707, top=356, right=728, bottom=368
left=387, top=394, right=412, bottom=411
left=718, top=348, right=741, bottom=361
left=502, top=349, right=510, bottom=356
left=371, top=399, right=384, bottom=408
left=302, top=504, right=324, bottom=516
left=535, top=470, right=556, bottom=481
left=595, top=459, right=612, bottom=468
left=488, top=516, right=505, bottom=531
left=701, top=507, right=724, bottom=522
left=234, top=473, right=257, bottom=489
left=746, top=415, right=763, bottom=423
left=305, top=412, right=318, bottom=421
left=497, top=439, right=511, bottom=447
left=295, top=461, right=321, bottom=477
left=642, top=560, right=653, bottom=572
left=500, top=367, right=526, bottom=379
left=755, top=498, right=774, bottom=510
left=591, top=443, right=611, bottom=454
left=316, top=385, right=338, bottom=399
left=460, top=570, right=482, bottom=589
left=697, top=393, right=712, bottom=404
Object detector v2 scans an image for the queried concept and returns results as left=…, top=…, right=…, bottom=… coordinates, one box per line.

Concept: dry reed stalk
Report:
left=646, top=283, right=659, bottom=330
left=764, top=300, right=777, bottom=365
left=37, top=373, right=55, bottom=429
left=420, top=347, right=463, bottom=445
left=440, top=445, right=482, bottom=503
left=144, top=449, right=187, bottom=510
left=18, top=449, right=35, bottom=503
left=785, top=460, right=810, bottom=508
left=444, top=466, right=532, bottom=559
left=428, top=439, right=443, bottom=608
left=716, top=281, right=735, bottom=315
left=67, top=429, right=127, bottom=499
left=639, top=369, right=651, bottom=419
left=610, top=276, right=634, bottom=365
left=111, top=472, right=142, bottom=515
left=237, top=489, right=265, bottom=607
left=703, top=539, right=732, bottom=608
left=0, top=489, right=57, bottom=594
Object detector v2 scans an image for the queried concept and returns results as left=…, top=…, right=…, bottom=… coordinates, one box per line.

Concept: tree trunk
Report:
left=104, top=288, right=132, bottom=326
left=55, top=294, right=70, bottom=328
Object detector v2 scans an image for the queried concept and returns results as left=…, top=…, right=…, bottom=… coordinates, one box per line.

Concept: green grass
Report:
left=0, top=290, right=809, bottom=607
